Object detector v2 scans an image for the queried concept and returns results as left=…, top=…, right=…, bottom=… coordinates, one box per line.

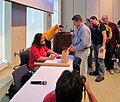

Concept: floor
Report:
left=0, top=63, right=120, bottom=102
left=0, top=67, right=13, bottom=102
left=0, top=67, right=13, bottom=89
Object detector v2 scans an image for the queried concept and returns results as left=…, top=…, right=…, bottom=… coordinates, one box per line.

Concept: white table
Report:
left=10, top=55, right=74, bottom=102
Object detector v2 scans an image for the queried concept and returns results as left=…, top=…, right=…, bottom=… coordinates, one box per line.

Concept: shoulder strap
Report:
left=98, top=23, right=101, bottom=32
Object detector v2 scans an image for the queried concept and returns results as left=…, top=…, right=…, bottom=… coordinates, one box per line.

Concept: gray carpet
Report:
left=0, top=80, right=13, bottom=102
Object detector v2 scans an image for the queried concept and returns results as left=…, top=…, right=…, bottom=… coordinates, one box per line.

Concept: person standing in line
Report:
left=89, top=16, right=107, bottom=82
left=117, top=20, right=120, bottom=33
left=85, top=18, right=94, bottom=69
left=102, top=15, right=120, bottom=74
left=69, top=15, right=91, bottom=77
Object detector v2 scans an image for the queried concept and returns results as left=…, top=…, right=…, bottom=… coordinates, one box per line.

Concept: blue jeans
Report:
left=93, top=45, right=105, bottom=77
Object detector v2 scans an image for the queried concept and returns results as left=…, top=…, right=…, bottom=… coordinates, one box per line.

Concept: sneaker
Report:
left=89, top=71, right=99, bottom=76
left=109, top=69, right=114, bottom=74
left=95, top=76, right=104, bottom=82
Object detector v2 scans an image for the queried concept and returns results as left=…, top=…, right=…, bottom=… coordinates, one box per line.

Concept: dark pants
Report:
left=88, top=46, right=92, bottom=67
left=45, top=38, right=51, bottom=57
left=104, top=43, right=114, bottom=70
left=45, top=38, right=51, bottom=49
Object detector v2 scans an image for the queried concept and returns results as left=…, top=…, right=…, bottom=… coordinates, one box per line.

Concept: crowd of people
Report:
left=87, top=15, right=120, bottom=82
left=28, top=14, right=120, bottom=101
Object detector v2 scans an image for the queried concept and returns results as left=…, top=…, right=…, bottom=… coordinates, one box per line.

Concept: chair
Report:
left=13, top=49, right=30, bottom=70
left=19, top=49, right=30, bottom=67
left=12, top=64, right=30, bottom=91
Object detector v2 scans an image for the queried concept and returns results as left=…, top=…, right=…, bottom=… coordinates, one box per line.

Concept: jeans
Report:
left=93, top=45, right=105, bottom=77
left=88, top=46, right=92, bottom=67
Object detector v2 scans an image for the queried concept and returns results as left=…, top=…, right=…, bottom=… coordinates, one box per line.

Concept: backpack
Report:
left=104, top=24, right=112, bottom=39
left=5, top=71, right=33, bottom=99
left=5, top=82, right=17, bottom=99
left=98, top=23, right=112, bottom=41
left=21, top=71, right=33, bottom=86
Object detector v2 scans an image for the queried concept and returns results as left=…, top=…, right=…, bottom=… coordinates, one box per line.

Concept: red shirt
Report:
left=43, top=93, right=56, bottom=102
left=108, top=22, right=120, bottom=49
left=29, top=44, right=49, bottom=70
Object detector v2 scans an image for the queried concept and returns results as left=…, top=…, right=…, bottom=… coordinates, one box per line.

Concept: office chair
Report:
left=13, top=49, right=30, bottom=70
left=12, top=64, right=30, bottom=91
left=19, top=49, right=30, bottom=67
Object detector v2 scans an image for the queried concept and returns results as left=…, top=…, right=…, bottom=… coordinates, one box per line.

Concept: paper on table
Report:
left=45, top=58, right=62, bottom=63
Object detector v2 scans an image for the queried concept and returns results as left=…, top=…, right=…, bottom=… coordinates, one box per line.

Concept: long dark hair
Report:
left=32, top=33, right=43, bottom=49
left=55, top=70, right=84, bottom=102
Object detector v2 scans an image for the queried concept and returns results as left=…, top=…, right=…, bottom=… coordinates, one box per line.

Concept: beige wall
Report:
left=113, top=0, right=120, bottom=23
left=74, top=0, right=86, bottom=20
left=86, top=0, right=100, bottom=18
left=61, top=0, right=120, bottom=29
left=4, top=2, right=26, bottom=67
left=61, top=0, right=73, bottom=31
left=100, top=0, right=113, bottom=21
left=12, top=3, right=26, bottom=66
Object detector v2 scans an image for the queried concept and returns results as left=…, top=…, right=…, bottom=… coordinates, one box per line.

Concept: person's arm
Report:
left=100, top=30, right=106, bottom=52
left=36, top=49, right=56, bottom=61
left=37, top=49, right=57, bottom=61
left=69, top=29, right=91, bottom=51
left=37, top=56, right=54, bottom=61
left=85, top=80, right=98, bottom=102
left=47, top=49, right=57, bottom=55
left=43, top=24, right=59, bottom=41
left=47, top=49, right=60, bottom=57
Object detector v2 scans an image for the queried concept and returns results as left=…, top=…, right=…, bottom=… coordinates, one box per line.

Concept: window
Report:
left=26, top=7, right=44, bottom=48
left=0, top=0, right=4, bottom=64
left=52, top=0, right=59, bottom=26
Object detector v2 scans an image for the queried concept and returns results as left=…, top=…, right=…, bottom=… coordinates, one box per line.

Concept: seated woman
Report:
left=43, top=70, right=98, bottom=102
left=29, top=33, right=59, bottom=71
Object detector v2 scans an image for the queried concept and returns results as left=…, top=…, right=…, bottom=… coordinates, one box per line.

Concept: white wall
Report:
left=61, top=0, right=120, bottom=29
